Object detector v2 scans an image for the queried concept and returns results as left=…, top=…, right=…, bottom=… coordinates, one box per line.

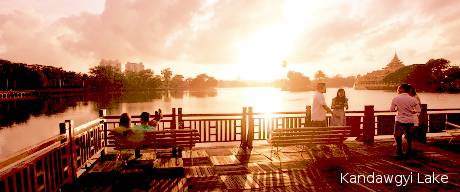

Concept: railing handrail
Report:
left=446, top=121, right=460, bottom=129
left=428, top=108, right=460, bottom=112
left=0, top=134, right=65, bottom=171
left=74, top=118, right=103, bottom=135
left=101, top=108, right=460, bottom=120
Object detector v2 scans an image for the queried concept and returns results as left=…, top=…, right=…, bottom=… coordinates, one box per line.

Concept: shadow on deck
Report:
left=66, top=138, right=460, bottom=191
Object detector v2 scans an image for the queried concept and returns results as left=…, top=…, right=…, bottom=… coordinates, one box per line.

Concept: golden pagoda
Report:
left=354, top=52, right=405, bottom=90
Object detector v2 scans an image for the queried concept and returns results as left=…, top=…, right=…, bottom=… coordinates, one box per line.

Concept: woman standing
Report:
left=331, top=89, right=349, bottom=126
left=409, top=87, right=421, bottom=128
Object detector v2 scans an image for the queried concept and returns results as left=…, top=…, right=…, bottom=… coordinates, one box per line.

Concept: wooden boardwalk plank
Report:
left=68, top=139, right=460, bottom=191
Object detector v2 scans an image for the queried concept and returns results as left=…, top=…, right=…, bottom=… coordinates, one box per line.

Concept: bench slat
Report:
left=269, top=126, right=350, bottom=148
left=272, top=131, right=350, bottom=137
left=111, top=129, right=200, bottom=150
left=271, top=134, right=346, bottom=141
left=271, top=126, right=349, bottom=132
left=270, top=138, right=345, bottom=145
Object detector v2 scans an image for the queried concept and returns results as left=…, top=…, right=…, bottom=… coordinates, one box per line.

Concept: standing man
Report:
left=390, top=84, right=420, bottom=157
left=311, top=83, right=333, bottom=127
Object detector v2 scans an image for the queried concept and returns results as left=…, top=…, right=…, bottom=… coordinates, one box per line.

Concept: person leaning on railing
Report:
left=149, top=108, right=163, bottom=129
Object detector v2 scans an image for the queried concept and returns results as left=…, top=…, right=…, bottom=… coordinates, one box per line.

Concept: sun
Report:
left=236, top=27, right=291, bottom=81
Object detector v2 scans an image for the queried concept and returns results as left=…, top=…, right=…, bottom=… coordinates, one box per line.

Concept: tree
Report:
left=406, top=58, right=451, bottom=92
left=88, top=66, right=124, bottom=90
left=286, top=71, right=311, bottom=91
left=171, top=75, right=185, bottom=89
left=206, top=77, right=218, bottom=88
left=189, top=74, right=218, bottom=90
left=445, top=67, right=460, bottom=92
left=161, top=68, right=173, bottom=88
left=314, top=70, right=327, bottom=81
left=383, top=65, right=419, bottom=83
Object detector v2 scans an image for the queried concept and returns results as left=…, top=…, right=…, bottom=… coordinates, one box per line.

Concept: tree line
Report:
left=280, top=70, right=355, bottom=91
left=383, top=58, right=460, bottom=92
left=0, top=59, right=218, bottom=91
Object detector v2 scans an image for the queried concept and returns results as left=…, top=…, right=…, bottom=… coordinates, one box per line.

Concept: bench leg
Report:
left=270, top=146, right=273, bottom=160
left=190, top=149, right=193, bottom=166
left=339, top=144, right=349, bottom=160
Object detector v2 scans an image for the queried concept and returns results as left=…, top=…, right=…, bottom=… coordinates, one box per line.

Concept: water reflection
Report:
left=189, top=89, right=218, bottom=98
left=0, top=91, right=190, bottom=129
left=0, top=97, right=83, bottom=127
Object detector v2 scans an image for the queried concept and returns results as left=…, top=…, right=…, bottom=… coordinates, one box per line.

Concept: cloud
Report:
left=1, top=0, right=460, bottom=77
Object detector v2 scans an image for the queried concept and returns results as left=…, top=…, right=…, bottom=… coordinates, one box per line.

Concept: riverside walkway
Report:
left=1, top=105, right=459, bottom=191
left=68, top=137, right=460, bottom=191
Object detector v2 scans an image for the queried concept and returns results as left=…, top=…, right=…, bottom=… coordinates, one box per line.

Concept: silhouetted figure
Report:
left=409, top=87, right=422, bottom=142
left=390, top=84, right=421, bottom=157
left=113, top=113, right=132, bottom=136
left=331, top=88, right=348, bottom=126
left=132, top=112, right=154, bottom=158
left=311, top=83, right=332, bottom=127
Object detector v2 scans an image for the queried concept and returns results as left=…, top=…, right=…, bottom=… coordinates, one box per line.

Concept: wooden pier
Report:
left=68, top=139, right=460, bottom=191
left=1, top=105, right=459, bottom=191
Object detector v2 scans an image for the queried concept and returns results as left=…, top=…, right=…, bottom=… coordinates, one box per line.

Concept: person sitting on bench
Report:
left=113, top=113, right=132, bottom=137
left=132, top=112, right=154, bottom=158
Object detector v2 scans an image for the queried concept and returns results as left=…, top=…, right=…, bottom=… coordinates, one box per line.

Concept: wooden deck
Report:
left=63, top=137, right=460, bottom=192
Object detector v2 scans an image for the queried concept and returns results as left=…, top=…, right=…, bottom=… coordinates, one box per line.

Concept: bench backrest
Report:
left=110, top=129, right=200, bottom=150
left=269, top=126, right=351, bottom=147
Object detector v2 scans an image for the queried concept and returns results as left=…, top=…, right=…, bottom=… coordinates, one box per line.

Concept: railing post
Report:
left=99, top=109, right=108, bottom=147
left=59, top=122, right=67, bottom=144
left=178, top=108, right=183, bottom=129
left=363, top=105, right=375, bottom=144
left=99, top=109, right=106, bottom=118
left=240, top=107, right=247, bottom=147
left=172, top=108, right=177, bottom=129
left=417, top=104, right=428, bottom=144
left=65, top=120, right=77, bottom=182
left=305, top=105, right=311, bottom=127
left=247, top=107, right=254, bottom=148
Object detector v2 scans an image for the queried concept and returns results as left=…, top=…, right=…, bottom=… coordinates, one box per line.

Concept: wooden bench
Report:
left=108, top=129, right=200, bottom=164
left=268, top=126, right=351, bottom=159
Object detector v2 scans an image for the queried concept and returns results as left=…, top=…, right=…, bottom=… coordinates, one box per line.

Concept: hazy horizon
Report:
left=1, top=0, right=460, bottom=80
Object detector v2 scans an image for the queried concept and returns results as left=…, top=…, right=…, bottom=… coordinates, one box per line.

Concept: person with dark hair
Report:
left=113, top=113, right=132, bottom=137
left=331, top=88, right=348, bottom=126
left=390, top=84, right=421, bottom=158
left=131, top=112, right=154, bottom=158
left=408, top=87, right=421, bottom=126
left=134, top=112, right=154, bottom=131
left=311, top=83, right=333, bottom=127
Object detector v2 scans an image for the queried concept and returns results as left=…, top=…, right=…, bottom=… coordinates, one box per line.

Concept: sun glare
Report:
left=236, top=27, right=291, bottom=81
left=235, top=1, right=317, bottom=81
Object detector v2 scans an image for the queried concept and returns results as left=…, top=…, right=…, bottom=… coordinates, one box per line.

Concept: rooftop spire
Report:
left=386, top=51, right=404, bottom=70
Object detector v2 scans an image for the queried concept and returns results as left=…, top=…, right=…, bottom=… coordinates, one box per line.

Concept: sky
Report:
left=1, top=0, right=460, bottom=81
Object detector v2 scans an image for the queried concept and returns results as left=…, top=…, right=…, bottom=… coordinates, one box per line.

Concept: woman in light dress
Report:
left=331, top=88, right=349, bottom=126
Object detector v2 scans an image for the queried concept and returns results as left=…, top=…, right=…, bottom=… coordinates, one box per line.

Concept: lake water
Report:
left=1, top=87, right=459, bottom=159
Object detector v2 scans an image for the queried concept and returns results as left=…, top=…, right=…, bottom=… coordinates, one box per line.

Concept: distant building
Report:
left=99, top=59, right=121, bottom=72
left=354, top=52, right=405, bottom=90
left=125, top=62, right=144, bottom=72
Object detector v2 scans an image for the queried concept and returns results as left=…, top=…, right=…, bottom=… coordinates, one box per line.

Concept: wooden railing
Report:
left=100, top=105, right=460, bottom=145
left=1, top=104, right=459, bottom=191
left=0, top=118, right=106, bottom=192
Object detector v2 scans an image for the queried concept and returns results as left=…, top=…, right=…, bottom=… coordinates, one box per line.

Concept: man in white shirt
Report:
left=311, top=83, right=333, bottom=127
left=390, top=84, right=421, bottom=157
